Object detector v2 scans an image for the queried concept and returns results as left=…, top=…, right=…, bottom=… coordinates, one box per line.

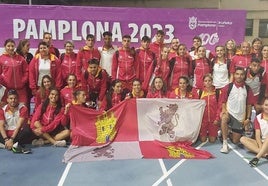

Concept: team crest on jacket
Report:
left=189, top=16, right=197, bottom=30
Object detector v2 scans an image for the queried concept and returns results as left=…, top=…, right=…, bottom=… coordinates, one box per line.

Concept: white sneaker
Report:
left=0, top=142, right=5, bottom=149
left=220, top=143, right=229, bottom=154
left=54, top=140, right=66, bottom=147
left=12, top=142, right=18, bottom=148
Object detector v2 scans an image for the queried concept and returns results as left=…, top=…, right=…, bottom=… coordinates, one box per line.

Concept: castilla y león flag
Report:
left=63, top=98, right=213, bottom=162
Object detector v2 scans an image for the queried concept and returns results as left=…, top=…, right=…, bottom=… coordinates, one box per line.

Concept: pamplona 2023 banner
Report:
left=0, top=4, right=246, bottom=50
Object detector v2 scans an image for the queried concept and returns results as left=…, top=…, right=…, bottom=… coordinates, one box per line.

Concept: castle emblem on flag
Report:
left=95, top=112, right=117, bottom=143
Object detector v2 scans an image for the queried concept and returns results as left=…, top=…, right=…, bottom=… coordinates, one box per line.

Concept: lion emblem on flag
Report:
left=157, top=104, right=179, bottom=139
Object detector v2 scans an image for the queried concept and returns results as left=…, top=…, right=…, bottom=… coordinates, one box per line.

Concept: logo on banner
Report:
left=199, top=32, right=220, bottom=45
left=189, top=16, right=197, bottom=30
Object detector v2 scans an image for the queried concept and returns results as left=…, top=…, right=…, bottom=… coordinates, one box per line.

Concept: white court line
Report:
left=228, top=144, right=268, bottom=180
left=58, top=162, right=73, bottom=186
left=158, top=159, right=173, bottom=186
left=152, top=141, right=208, bottom=186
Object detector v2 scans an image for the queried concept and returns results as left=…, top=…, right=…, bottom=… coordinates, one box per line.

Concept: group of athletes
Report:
left=0, top=29, right=267, bottom=167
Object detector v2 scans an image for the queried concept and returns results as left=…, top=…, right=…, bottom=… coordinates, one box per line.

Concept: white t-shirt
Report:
left=245, top=75, right=261, bottom=96
left=213, top=63, right=229, bottom=89
left=227, top=85, right=247, bottom=121
left=98, top=46, right=117, bottom=76
left=254, top=113, right=268, bottom=141
left=38, top=58, right=51, bottom=86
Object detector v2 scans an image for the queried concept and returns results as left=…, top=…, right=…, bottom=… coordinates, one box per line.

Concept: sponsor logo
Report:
left=188, top=16, right=197, bottom=30
left=188, top=16, right=233, bottom=30
left=199, top=32, right=219, bottom=45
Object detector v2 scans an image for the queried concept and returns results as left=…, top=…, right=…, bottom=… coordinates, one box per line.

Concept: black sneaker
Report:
left=249, top=157, right=259, bottom=167
left=12, top=145, right=31, bottom=154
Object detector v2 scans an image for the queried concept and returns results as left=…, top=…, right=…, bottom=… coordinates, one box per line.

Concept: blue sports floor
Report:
left=1, top=140, right=268, bottom=186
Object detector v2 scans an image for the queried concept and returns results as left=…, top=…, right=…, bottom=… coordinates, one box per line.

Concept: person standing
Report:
left=35, top=32, right=60, bottom=58
left=212, top=45, right=230, bottom=90
left=251, top=38, right=262, bottom=59
left=169, top=44, right=191, bottom=90
left=98, top=31, right=117, bottom=77
left=192, top=46, right=212, bottom=89
left=260, top=45, right=268, bottom=97
left=136, top=36, right=156, bottom=92
left=76, top=34, right=101, bottom=82
left=193, top=74, right=221, bottom=143
left=229, top=41, right=252, bottom=82
left=150, top=30, right=165, bottom=61
left=225, top=39, right=237, bottom=60
left=29, top=41, right=62, bottom=95
left=189, top=36, right=214, bottom=61
left=16, top=39, right=33, bottom=64
left=111, top=35, right=137, bottom=91
left=0, top=39, right=29, bottom=105
left=60, top=41, right=77, bottom=86
left=168, top=38, right=180, bottom=60
left=154, top=46, right=170, bottom=87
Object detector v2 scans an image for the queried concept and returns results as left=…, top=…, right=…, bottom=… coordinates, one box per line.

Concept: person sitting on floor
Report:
left=30, top=88, right=70, bottom=147
left=0, top=89, right=32, bottom=153
left=240, top=97, right=268, bottom=167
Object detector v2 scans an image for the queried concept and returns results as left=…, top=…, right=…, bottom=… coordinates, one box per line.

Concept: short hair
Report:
left=132, top=78, right=141, bottom=85
left=251, top=57, right=261, bottom=63
left=86, top=34, right=95, bottom=40
left=122, top=35, right=131, bottom=40
left=235, top=67, right=246, bottom=73
left=193, top=36, right=202, bottom=42
left=43, top=32, right=51, bottom=37
left=73, top=89, right=85, bottom=99
left=141, top=36, right=151, bottom=42
left=38, top=41, right=49, bottom=48
left=7, top=89, right=18, bottom=97
left=103, top=31, right=112, bottom=37
left=88, top=58, right=100, bottom=65
left=156, top=30, right=165, bottom=36
left=64, top=40, right=74, bottom=48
